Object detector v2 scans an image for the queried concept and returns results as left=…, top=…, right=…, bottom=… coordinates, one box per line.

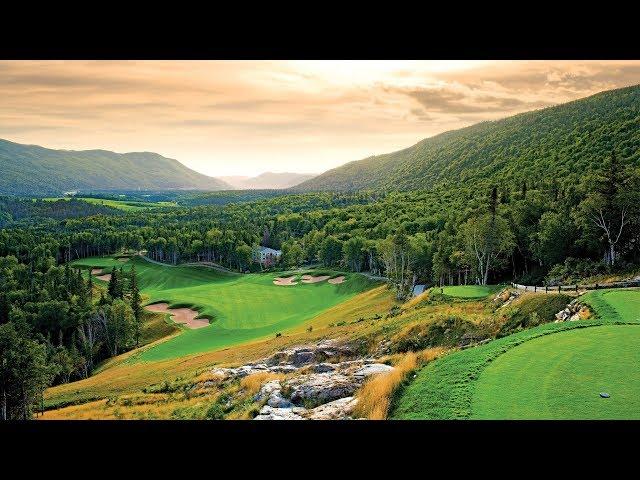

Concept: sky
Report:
left=2, top=60, right=640, bottom=177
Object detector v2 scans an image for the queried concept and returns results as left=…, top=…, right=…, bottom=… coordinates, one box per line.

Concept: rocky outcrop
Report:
left=210, top=339, right=393, bottom=420
left=555, top=299, right=591, bottom=322
left=255, top=397, right=359, bottom=420
left=493, top=288, right=521, bottom=308
left=264, top=340, right=358, bottom=367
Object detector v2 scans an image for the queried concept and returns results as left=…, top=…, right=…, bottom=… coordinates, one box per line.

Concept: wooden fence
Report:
left=511, top=279, right=640, bottom=294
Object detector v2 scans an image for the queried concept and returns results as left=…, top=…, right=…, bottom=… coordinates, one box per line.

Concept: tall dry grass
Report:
left=239, top=372, right=285, bottom=396
left=354, top=347, right=446, bottom=420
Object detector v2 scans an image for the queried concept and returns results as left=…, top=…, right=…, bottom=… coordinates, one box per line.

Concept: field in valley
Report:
left=43, top=197, right=177, bottom=211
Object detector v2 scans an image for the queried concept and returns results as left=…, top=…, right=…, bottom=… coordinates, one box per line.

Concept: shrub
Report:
left=497, top=294, right=571, bottom=338
left=392, top=315, right=490, bottom=353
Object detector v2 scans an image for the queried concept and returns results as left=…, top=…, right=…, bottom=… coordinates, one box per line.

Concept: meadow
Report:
left=391, top=288, right=640, bottom=419
left=43, top=197, right=177, bottom=212
left=72, top=255, right=378, bottom=361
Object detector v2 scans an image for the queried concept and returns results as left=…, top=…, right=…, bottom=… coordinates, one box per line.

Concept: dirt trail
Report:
left=145, top=303, right=209, bottom=329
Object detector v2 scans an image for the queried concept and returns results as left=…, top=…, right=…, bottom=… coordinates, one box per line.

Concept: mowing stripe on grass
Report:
left=391, top=289, right=640, bottom=419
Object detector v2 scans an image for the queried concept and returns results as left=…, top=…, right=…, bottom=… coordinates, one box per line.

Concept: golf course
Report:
left=392, top=288, right=640, bottom=419
left=72, top=255, right=378, bottom=362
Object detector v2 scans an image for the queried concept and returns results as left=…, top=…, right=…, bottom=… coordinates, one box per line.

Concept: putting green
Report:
left=440, top=285, right=501, bottom=298
left=72, top=256, right=377, bottom=361
left=472, top=325, right=640, bottom=419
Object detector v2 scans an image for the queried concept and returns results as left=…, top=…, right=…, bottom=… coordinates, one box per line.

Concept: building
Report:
left=253, top=246, right=282, bottom=267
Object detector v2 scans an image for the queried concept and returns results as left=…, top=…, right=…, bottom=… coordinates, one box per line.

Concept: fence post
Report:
left=545, top=285, right=548, bottom=294
left=534, top=285, right=537, bottom=293
left=558, top=285, right=561, bottom=293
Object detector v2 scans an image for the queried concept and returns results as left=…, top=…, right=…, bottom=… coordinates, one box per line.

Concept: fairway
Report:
left=440, top=285, right=501, bottom=298
left=472, top=325, right=640, bottom=419
left=392, top=289, right=640, bottom=419
left=73, top=256, right=378, bottom=361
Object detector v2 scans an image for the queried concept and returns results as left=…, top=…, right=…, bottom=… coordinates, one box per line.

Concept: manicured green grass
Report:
left=439, top=284, right=502, bottom=298
left=391, top=288, right=640, bottom=419
left=472, top=325, right=640, bottom=419
left=43, top=197, right=177, bottom=212
left=72, top=256, right=378, bottom=361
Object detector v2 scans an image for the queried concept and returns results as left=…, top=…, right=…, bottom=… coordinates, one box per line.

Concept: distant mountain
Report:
left=0, top=139, right=232, bottom=196
left=218, top=171, right=318, bottom=189
left=294, top=84, right=640, bottom=192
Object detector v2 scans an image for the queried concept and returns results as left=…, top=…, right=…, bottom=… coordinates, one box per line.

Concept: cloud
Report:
left=1, top=60, right=639, bottom=176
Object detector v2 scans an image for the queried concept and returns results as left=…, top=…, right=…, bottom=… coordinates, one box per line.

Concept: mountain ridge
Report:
left=0, top=138, right=232, bottom=195
left=293, top=84, right=640, bottom=192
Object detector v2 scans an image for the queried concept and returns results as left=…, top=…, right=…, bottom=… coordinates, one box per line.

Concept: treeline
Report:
left=2, top=153, right=639, bottom=293
left=0, top=197, right=122, bottom=226
left=0, top=255, right=142, bottom=420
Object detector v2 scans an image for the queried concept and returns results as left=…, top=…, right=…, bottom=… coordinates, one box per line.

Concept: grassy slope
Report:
left=43, top=285, right=394, bottom=411
left=392, top=289, right=640, bottom=419
left=72, top=256, right=378, bottom=361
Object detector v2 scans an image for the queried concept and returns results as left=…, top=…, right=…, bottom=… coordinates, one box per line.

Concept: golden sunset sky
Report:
left=2, top=60, right=640, bottom=176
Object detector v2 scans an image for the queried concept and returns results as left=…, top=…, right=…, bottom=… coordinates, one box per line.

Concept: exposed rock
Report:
left=254, top=405, right=306, bottom=420
left=254, top=397, right=359, bottom=420
left=494, top=288, right=520, bottom=308
left=312, top=363, right=336, bottom=373
left=352, top=363, right=394, bottom=378
left=303, top=397, right=358, bottom=420
left=555, top=299, right=591, bottom=322
left=288, top=373, right=358, bottom=406
left=264, top=339, right=357, bottom=367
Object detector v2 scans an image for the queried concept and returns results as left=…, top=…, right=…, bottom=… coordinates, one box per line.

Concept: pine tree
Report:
left=129, top=265, right=142, bottom=346
left=107, top=268, right=119, bottom=299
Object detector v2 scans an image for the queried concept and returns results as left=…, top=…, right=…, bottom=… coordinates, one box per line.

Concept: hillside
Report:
left=0, top=138, right=232, bottom=196
left=218, top=171, right=317, bottom=189
left=294, top=84, right=640, bottom=192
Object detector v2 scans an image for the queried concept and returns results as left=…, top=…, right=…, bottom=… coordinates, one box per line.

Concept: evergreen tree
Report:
left=129, top=265, right=142, bottom=346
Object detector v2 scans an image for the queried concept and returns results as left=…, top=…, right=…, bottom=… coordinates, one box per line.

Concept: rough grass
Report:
left=240, top=372, right=284, bottom=396
left=391, top=288, right=640, bottom=419
left=354, top=348, right=445, bottom=419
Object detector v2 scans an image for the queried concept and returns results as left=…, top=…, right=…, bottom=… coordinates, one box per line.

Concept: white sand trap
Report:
left=145, top=303, right=209, bottom=329
left=301, top=275, right=330, bottom=284
left=96, top=273, right=112, bottom=282
left=328, top=276, right=345, bottom=284
left=273, top=276, right=298, bottom=286
left=91, top=268, right=103, bottom=276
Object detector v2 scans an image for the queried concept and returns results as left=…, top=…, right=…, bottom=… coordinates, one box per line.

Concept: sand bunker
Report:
left=145, top=303, right=209, bottom=329
left=91, top=268, right=103, bottom=275
left=301, top=275, right=331, bottom=284
left=273, top=276, right=298, bottom=286
left=328, top=276, right=345, bottom=284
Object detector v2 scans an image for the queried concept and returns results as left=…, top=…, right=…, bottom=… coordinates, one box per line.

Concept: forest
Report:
left=1, top=148, right=639, bottom=418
